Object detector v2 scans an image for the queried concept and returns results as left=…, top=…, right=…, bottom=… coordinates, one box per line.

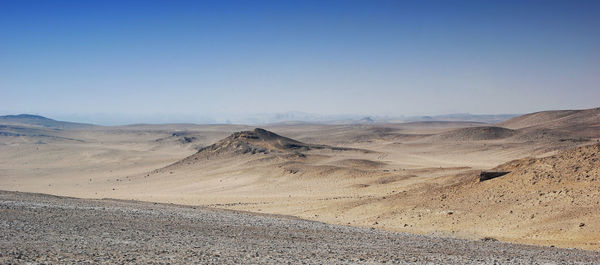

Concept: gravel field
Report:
left=0, top=190, right=598, bottom=264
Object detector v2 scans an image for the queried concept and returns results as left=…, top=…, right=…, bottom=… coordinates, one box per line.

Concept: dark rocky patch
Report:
left=480, top=171, right=510, bottom=182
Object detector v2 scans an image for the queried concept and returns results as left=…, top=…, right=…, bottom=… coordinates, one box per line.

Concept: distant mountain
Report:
left=226, top=112, right=365, bottom=125
left=0, top=112, right=522, bottom=127
left=0, top=114, right=95, bottom=129
left=394, top=113, right=517, bottom=124
left=233, top=112, right=519, bottom=125
left=358, top=117, right=375, bottom=124
left=349, top=113, right=518, bottom=124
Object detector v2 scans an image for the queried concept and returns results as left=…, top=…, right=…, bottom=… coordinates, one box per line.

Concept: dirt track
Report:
left=1, top=191, right=598, bottom=264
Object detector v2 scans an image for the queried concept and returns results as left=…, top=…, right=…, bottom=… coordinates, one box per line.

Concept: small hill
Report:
left=488, top=107, right=600, bottom=142
left=499, top=107, right=600, bottom=130
left=156, top=128, right=382, bottom=180
left=167, top=128, right=363, bottom=165
left=196, top=128, right=314, bottom=156
left=435, top=126, right=516, bottom=141
left=0, top=114, right=94, bottom=129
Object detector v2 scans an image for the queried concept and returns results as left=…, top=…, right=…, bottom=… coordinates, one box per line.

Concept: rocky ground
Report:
left=0, top=191, right=598, bottom=264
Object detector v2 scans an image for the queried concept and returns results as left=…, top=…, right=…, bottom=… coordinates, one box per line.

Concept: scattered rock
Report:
left=1, top=191, right=599, bottom=264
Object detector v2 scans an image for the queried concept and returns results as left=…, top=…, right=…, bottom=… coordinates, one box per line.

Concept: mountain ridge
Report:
left=0, top=114, right=95, bottom=129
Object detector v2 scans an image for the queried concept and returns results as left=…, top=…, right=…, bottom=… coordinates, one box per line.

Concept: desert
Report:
left=3, top=1, right=600, bottom=263
left=1, top=108, right=599, bottom=263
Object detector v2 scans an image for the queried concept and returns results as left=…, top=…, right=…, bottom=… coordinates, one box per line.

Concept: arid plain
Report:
left=1, top=107, right=599, bottom=251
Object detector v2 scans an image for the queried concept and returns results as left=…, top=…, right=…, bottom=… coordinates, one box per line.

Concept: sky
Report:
left=1, top=0, right=599, bottom=124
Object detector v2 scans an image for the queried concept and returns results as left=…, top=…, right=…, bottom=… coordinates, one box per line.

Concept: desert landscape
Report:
left=1, top=107, right=599, bottom=263
left=3, top=1, right=600, bottom=263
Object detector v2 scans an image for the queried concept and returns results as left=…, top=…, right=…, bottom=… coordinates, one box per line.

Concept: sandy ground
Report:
left=1, top=109, right=599, bottom=251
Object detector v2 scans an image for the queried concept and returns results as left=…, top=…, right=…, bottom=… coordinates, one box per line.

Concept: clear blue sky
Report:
left=1, top=0, right=599, bottom=124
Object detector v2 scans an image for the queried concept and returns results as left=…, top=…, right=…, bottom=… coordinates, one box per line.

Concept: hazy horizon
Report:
left=2, top=0, right=599, bottom=124
left=1, top=110, right=526, bottom=125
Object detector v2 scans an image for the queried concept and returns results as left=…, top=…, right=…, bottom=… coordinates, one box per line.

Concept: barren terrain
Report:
left=1, top=108, right=599, bottom=253
left=2, top=191, right=600, bottom=264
